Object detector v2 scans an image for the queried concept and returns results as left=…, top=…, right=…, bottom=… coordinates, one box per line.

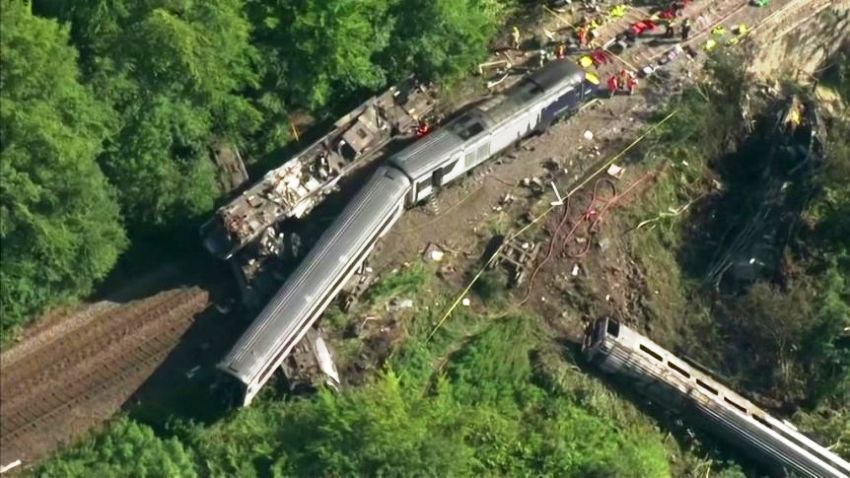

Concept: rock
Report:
left=583, top=130, right=594, bottom=141
left=387, top=298, right=414, bottom=311
left=598, top=237, right=611, bottom=252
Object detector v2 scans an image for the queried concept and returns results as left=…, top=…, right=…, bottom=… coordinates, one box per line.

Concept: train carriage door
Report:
left=432, top=154, right=460, bottom=189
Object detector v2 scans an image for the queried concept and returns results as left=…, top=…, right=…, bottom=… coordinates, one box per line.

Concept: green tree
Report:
left=38, top=417, right=197, bottom=477
left=386, top=0, right=508, bottom=84
left=38, top=0, right=261, bottom=230
left=247, top=0, right=395, bottom=111
left=0, top=0, right=126, bottom=336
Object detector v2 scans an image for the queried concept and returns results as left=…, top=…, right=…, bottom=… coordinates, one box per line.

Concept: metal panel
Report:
left=388, top=128, right=465, bottom=181
left=586, top=318, right=850, bottom=478
left=219, top=166, right=411, bottom=385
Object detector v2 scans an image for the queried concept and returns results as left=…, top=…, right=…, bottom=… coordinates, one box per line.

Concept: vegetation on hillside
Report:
left=0, top=0, right=514, bottom=337
left=624, top=50, right=850, bottom=458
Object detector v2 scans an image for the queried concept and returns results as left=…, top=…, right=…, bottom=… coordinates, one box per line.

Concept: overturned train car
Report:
left=220, top=60, right=594, bottom=405
left=585, top=317, right=850, bottom=478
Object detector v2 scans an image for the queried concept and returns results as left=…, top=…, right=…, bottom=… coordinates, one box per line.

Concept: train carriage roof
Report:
left=219, top=166, right=411, bottom=384
left=389, top=60, right=586, bottom=182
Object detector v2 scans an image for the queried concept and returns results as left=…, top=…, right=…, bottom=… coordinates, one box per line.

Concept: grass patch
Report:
left=363, top=262, right=430, bottom=307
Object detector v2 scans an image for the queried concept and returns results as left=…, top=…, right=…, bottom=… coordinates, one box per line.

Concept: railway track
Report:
left=0, top=287, right=209, bottom=463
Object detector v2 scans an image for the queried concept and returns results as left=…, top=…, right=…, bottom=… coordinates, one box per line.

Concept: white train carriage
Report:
left=219, top=166, right=410, bottom=405
left=390, top=60, right=590, bottom=205
left=585, top=317, right=850, bottom=478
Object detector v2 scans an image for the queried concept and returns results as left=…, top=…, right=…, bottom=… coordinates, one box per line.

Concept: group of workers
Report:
left=663, top=16, right=693, bottom=40
left=607, top=69, right=639, bottom=96
left=506, top=0, right=707, bottom=99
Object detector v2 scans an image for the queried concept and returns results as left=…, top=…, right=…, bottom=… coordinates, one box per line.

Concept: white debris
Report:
left=462, top=297, right=471, bottom=307
left=424, top=243, right=446, bottom=262
left=605, top=294, right=611, bottom=302
left=388, top=298, right=414, bottom=311
left=0, top=460, right=22, bottom=474
left=185, top=365, right=201, bottom=379
left=571, top=264, right=580, bottom=276
left=314, top=336, right=341, bottom=386
left=583, top=130, right=594, bottom=141
left=606, top=164, right=625, bottom=179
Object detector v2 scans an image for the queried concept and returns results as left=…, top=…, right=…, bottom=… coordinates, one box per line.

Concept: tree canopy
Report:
left=38, top=417, right=197, bottom=477
left=0, top=0, right=126, bottom=336
left=38, top=0, right=262, bottom=229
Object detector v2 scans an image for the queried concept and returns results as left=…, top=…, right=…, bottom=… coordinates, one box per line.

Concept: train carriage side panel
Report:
left=390, top=60, right=586, bottom=205
left=585, top=318, right=850, bottom=478
left=219, top=166, right=411, bottom=404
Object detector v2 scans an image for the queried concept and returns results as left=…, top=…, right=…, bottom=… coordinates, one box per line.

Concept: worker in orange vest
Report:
left=624, top=71, right=638, bottom=95
left=607, top=75, right=620, bottom=97
left=578, top=26, right=589, bottom=47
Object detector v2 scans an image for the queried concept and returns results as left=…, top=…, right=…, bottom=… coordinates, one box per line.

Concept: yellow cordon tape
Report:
left=424, top=110, right=679, bottom=343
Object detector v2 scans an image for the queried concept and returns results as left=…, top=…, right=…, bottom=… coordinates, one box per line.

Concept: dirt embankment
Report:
left=748, top=0, right=849, bottom=78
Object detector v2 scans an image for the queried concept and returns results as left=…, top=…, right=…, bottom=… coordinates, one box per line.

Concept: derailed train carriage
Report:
left=585, top=317, right=850, bottom=478
left=219, top=60, right=595, bottom=405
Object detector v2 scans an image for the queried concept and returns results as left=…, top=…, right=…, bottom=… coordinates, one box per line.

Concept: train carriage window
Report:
left=452, top=115, right=485, bottom=140
left=416, top=177, right=432, bottom=194
left=668, top=361, right=691, bottom=379
left=432, top=160, right=458, bottom=188
left=724, top=397, right=748, bottom=414
left=639, top=344, right=663, bottom=362
left=752, top=414, right=773, bottom=429
left=606, top=319, right=620, bottom=337
left=696, top=379, right=719, bottom=395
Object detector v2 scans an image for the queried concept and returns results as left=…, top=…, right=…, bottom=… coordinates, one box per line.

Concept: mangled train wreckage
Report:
left=218, top=60, right=595, bottom=405
left=201, top=79, right=436, bottom=302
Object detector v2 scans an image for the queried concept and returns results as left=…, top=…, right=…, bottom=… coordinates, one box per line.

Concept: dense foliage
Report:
left=0, top=1, right=127, bottom=335
left=1, top=0, right=512, bottom=336
left=37, top=417, right=197, bottom=477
